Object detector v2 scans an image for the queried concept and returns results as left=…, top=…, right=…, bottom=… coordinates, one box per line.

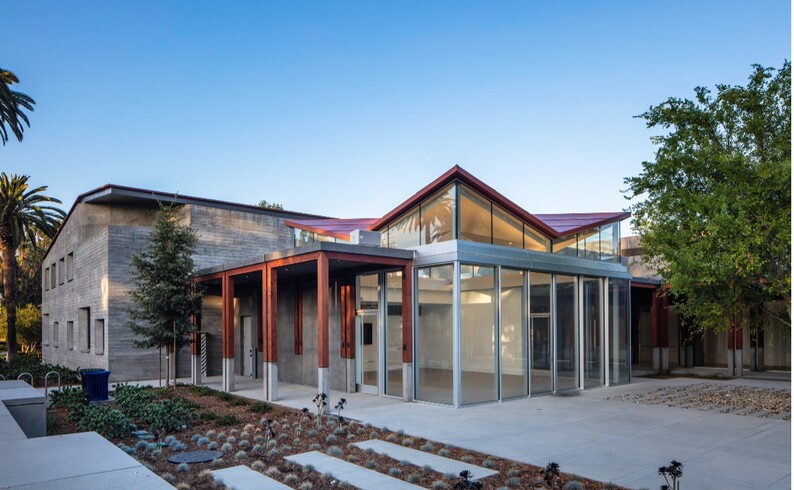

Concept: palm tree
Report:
left=0, top=174, right=64, bottom=360
left=0, top=68, right=36, bottom=145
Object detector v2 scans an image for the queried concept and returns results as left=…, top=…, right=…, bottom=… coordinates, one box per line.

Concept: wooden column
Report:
left=264, top=265, right=279, bottom=363
left=222, top=272, right=235, bottom=359
left=402, top=264, right=413, bottom=363
left=317, top=252, right=329, bottom=368
left=339, top=281, right=355, bottom=359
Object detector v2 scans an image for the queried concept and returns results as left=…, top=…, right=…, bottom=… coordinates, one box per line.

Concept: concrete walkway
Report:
left=129, top=375, right=790, bottom=489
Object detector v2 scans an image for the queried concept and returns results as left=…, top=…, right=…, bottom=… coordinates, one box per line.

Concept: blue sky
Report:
left=3, top=1, right=790, bottom=230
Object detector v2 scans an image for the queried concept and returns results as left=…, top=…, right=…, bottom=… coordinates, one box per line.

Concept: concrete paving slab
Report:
left=0, top=432, right=170, bottom=488
left=354, top=439, right=498, bottom=480
left=211, top=465, right=291, bottom=489
left=285, top=451, right=423, bottom=489
left=9, top=466, right=172, bottom=490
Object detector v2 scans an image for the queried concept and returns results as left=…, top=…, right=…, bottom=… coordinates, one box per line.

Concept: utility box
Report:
left=81, top=369, right=111, bottom=402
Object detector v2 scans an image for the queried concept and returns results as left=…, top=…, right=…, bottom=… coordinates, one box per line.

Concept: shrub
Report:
left=438, top=449, right=450, bottom=457
left=284, top=474, right=299, bottom=484
left=114, top=384, right=156, bottom=419
left=461, top=455, right=474, bottom=464
left=267, top=448, right=280, bottom=457
left=144, top=399, right=193, bottom=434
left=49, top=386, right=89, bottom=409
left=77, top=406, right=134, bottom=438
left=221, top=443, right=233, bottom=453
left=239, top=440, right=250, bottom=448
left=346, top=455, right=358, bottom=463
left=401, top=438, right=413, bottom=446
left=364, top=460, right=377, bottom=469
left=215, top=414, right=241, bottom=427
left=420, top=442, right=435, bottom=452
left=432, top=481, right=448, bottom=490
left=177, top=463, right=189, bottom=473
left=325, top=434, right=338, bottom=444
left=563, top=481, right=583, bottom=490
left=234, top=450, right=248, bottom=461
left=389, top=468, right=401, bottom=476
left=0, top=352, right=80, bottom=386
left=265, top=465, right=280, bottom=477
left=407, top=473, right=421, bottom=484
left=506, top=477, right=521, bottom=487
left=250, top=401, right=272, bottom=413
left=227, top=436, right=237, bottom=444
left=482, top=459, right=496, bottom=469
left=327, top=446, right=343, bottom=457
left=506, top=468, right=520, bottom=478
left=208, top=442, right=218, bottom=450
left=299, top=482, right=313, bottom=490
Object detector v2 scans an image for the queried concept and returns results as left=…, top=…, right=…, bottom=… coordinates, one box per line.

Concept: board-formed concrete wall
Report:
left=42, top=200, right=298, bottom=381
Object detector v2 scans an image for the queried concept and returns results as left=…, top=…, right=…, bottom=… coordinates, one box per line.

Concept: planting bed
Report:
left=49, top=384, right=625, bottom=489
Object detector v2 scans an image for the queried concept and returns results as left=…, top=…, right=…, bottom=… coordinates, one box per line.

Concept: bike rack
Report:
left=44, top=371, right=61, bottom=407
left=17, top=372, right=34, bottom=386
left=0, top=374, right=5, bottom=380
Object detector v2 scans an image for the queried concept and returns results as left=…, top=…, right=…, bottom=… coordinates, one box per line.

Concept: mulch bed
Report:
left=49, top=385, right=625, bottom=489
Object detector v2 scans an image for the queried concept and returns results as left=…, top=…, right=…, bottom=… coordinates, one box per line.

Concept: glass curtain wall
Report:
left=530, top=272, right=553, bottom=394
left=385, top=271, right=404, bottom=397
left=609, top=278, right=630, bottom=383
left=459, top=187, right=492, bottom=243
left=416, top=265, right=454, bottom=404
left=460, top=265, right=498, bottom=405
left=582, top=277, right=604, bottom=387
left=500, top=268, right=527, bottom=398
left=357, top=274, right=380, bottom=389
left=555, top=274, right=578, bottom=390
left=420, top=186, right=456, bottom=245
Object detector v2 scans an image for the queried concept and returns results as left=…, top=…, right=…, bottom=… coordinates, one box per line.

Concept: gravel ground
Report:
left=605, top=383, right=791, bottom=420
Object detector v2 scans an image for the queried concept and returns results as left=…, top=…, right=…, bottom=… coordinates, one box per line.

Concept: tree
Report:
left=257, top=200, right=283, bottom=210
left=14, top=234, right=51, bottom=307
left=126, top=204, right=202, bottom=385
left=0, top=304, right=41, bottom=352
left=625, top=62, right=791, bottom=369
left=0, top=174, right=64, bottom=360
left=0, top=68, right=35, bottom=145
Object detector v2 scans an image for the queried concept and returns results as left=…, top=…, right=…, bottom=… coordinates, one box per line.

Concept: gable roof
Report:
left=366, top=165, right=628, bottom=239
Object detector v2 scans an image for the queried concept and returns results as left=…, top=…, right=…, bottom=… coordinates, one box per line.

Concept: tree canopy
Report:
left=0, top=68, right=35, bottom=145
left=625, top=62, right=791, bottom=334
left=126, top=204, right=202, bottom=352
left=0, top=174, right=64, bottom=360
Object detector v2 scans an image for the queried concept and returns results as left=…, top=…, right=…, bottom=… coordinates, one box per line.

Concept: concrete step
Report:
left=285, top=451, right=423, bottom=489
left=353, top=439, right=499, bottom=480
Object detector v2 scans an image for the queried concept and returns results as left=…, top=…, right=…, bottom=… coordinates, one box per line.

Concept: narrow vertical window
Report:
left=58, top=258, right=65, bottom=284
left=79, top=307, right=91, bottom=352
left=67, top=253, right=74, bottom=281
left=44, top=267, right=49, bottom=290
left=95, top=319, right=105, bottom=355
left=42, top=314, right=49, bottom=345
left=66, top=321, right=74, bottom=350
left=52, top=322, right=59, bottom=347
left=51, top=264, right=56, bottom=288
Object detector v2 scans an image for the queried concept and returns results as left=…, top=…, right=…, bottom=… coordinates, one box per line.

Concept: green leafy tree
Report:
left=0, top=68, right=35, bottom=144
left=625, top=62, right=791, bottom=348
left=0, top=174, right=64, bottom=360
left=257, top=200, right=284, bottom=210
left=0, top=304, right=42, bottom=352
left=126, top=204, right=202, bottom=381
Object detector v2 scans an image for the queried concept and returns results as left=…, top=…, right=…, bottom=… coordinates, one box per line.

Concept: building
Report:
left=43, top=166, right=634, bottom=407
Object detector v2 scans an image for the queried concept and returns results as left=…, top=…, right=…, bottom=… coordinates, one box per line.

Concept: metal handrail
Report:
left=17, top=372, right=34, bottom=386
left=44, top=371, right=61, bottom=407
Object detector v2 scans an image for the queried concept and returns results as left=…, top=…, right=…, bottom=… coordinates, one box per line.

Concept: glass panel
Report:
left=530, top=272, right=553, bottom=394
left=580, top=228, right=600, bottom=260
left=552, top=235, right=578, bottom=257
left=380, top=230, right=389, bottom=247
left=385, top=271, right=403, bottom=397
left=95, top=319, right=105, bottom=355
left=609, top=278, right=630, bottom=384
left=388, top=207, right=420, bottom=249
left=492, top=205, right=522, bottom=248
left=524, top=224, right=550, bottom=252
left=500, top=268, right=526, bottom=398
left=599, top=225, right=613, bottom=262
left=357, top=274, right=379, bottom=389
left=582, top=277, right=603, bottom=387
left=294, top=228, right=315, bottom=247
left=460, top=264, right=497, bottom=405
left=416, top=265, right=454, bottom=404
left=421, top=185, right=456, bottom=245
left=459, top=186, right=492, bottom=243
left=555, top=274, right=578, bottom=391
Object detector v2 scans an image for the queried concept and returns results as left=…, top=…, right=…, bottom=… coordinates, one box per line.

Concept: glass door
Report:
left=356, top=273, right=380, bottom=394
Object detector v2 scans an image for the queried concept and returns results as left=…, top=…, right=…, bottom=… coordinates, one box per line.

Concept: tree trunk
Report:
left=2, top=244, right=18, bottom=361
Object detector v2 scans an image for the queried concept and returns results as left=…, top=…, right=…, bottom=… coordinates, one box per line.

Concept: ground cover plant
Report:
left=0, top=352, right=80, bottom=386
left=48, top=384, right=626, bottom=489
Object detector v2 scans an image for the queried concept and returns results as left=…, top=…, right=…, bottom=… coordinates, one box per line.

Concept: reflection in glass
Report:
left=530, top=272, right=553, bottom=394
left=524, top=225, right=550, bottom=252
left=600, top=223, right=619, bottom=262
left=416, top=265, right=454, bottom=404
left=501, top=268, right=526, bottom=398
left=555, top=274, right=578, bottom=391
left=583, top=277, right=603, bottom=387
left=609, top=279, right=630, bottom=384
left=388, top=208, right=420, bottom=249
left=553, top=235, right=578, bottom=257
left=357, top=274, right=379, bottom=389
left=459, top=186, right=492, bottom=243
left=386, top=271, right=403, bottom=397
left=493, top=205, right=523, bottom=248
left=421, top=185, right=456, bottom=245
left=580, top=229, right=600, bottom=260
left=460, top=265, right=497, bottom=405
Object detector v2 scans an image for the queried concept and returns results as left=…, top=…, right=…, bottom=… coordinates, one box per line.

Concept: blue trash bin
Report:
left=81, top=369, right=111, bottom=402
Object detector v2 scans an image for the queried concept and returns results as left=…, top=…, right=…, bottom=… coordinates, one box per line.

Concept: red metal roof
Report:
left=534, top=212, right=631, bottom=237
left=284, top=218, right=379, bottom=240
